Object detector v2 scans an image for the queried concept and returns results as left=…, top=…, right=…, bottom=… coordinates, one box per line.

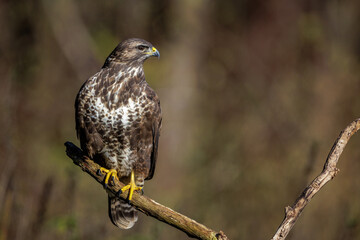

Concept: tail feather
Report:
left=108, top=196, right=138, bottom=229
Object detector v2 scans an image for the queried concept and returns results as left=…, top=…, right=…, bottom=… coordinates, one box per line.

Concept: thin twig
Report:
left=271, top=118, right=360, bottom=240
left=64, top=141, right=229, bottom=240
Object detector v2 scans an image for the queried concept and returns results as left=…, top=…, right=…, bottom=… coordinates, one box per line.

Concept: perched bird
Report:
left=75, top=38, right=162, bottom=229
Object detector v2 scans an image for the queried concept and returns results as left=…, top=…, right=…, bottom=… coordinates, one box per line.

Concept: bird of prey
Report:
left=75, top=38, right=161, bottom=229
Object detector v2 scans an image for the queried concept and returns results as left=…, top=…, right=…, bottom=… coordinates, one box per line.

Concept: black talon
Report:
left=126, top=198, right=131, bottom=204
left=116, top=189, right=122, bottom=197
left=104, top=183, right=108, bottom=189
left=111, top=176, right=115, bottom=184
left=96, top=169, right=103, bottom=176
left=141, top=189, right=144, bottom=195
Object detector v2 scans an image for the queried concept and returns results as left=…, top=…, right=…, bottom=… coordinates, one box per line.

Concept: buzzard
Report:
left=75, top=38, right=161, bottom=229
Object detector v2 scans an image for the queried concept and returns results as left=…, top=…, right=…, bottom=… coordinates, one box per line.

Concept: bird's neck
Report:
left=109, top=62, right=145, bottom=84
left=102, top=58, right=145, bottom=69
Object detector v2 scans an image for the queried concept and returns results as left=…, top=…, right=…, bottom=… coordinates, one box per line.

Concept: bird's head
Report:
left=104, top=38, right=160, bottom=67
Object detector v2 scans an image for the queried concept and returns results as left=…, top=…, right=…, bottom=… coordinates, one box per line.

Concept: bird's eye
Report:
left=137, top=45, right=148, bottom=51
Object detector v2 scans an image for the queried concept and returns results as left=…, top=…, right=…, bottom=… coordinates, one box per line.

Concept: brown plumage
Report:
left=75, top=38, right=161, bottom=229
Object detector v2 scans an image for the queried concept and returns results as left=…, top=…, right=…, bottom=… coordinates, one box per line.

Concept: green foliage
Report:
left=47, top=215, right=80, bottom=240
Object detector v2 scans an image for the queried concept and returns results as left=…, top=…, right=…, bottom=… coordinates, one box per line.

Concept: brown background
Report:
left=1, top=0, right=360, bottom=239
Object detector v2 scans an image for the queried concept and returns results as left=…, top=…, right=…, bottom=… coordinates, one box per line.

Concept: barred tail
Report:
left=108, top=196, right=138, bottom=229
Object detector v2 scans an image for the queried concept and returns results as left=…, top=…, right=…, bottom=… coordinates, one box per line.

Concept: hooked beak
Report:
left=149, top=47, right=160, bottom=59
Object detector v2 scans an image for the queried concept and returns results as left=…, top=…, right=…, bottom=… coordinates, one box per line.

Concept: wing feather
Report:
left=75, top=76, right=105, bottom=158
left=145, top=111, right=162, bottom=180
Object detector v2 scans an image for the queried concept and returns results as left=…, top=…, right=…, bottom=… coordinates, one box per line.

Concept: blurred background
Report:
left=1, top=0, right=360, bottom=239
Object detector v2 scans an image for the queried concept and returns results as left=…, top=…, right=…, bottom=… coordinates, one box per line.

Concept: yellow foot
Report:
left=97, top=167, right=119, bottom=189
left=118, top=170, right=143, bottom=201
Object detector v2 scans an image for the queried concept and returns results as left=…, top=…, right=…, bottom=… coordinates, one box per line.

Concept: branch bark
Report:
left=64, top=141, right=228, bottom=240
left=271, top=118, right=360, bottom=240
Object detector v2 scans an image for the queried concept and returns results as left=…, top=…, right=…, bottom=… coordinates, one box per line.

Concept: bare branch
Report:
left=66, top=118, right=360, bottom=240
left=271, top=118, right=360, bottom=240
left=64, top=141, right=229, bottom=240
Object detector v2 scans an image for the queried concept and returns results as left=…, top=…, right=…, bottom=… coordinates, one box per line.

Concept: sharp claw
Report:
left=96, top=169, right=103, bottom=176
left=104, top=183, right=108, bottom=189
left=141, top=189, right=144, bottom=195
left=111, top=175, right=115, bottom=184
left=116, top=190, right=122, bottom=197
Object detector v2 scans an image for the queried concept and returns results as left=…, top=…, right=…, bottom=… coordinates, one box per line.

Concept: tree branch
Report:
left=65, top=119, right=360, bottom=240
left=271, top=118, right=360, bottom=240
left=64, top=141, right=228, bottom=240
